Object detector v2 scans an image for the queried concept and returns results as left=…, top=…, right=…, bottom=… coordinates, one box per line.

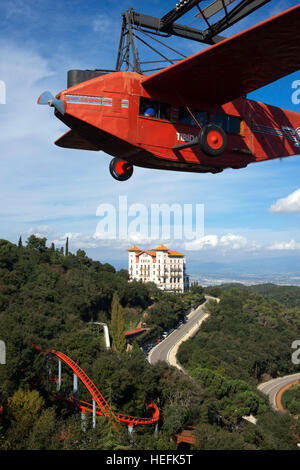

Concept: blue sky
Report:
left=0, top=0, right=300, bottom=277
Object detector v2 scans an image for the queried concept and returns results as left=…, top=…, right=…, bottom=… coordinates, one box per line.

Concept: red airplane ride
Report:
left=38, top=4, right=300, bottom=181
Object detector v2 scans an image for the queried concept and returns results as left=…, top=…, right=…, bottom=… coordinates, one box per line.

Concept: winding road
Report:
left=258, top=373, right=300, bottom=411
left=148, top=295, right=218, bottom=369
left=147, top=294, right=300, bottom=419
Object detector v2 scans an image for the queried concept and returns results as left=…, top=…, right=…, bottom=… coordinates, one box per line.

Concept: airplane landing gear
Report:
left=109, top=158, right=133, bottom=181
left=199, top=124, right=227, bottom=157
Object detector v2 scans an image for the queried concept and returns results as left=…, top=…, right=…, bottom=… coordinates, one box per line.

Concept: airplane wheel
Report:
left=199, top=124, right=227, bottom=157
left=109, top=158, right=133, bottom=181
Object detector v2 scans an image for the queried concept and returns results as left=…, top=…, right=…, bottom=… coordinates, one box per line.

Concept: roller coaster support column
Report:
left=0, top=340, right=6, bottom=364
left=154, top=422, right=158, bottom=435
left=46, top=357, right=51, bottom=391
left=73, top=373, right=79, bottom=413
left=92, top=400, right=96, bottom=428
left=57, top=360, right=62, bottom=391
left=81, top=409, right=87, bottom=433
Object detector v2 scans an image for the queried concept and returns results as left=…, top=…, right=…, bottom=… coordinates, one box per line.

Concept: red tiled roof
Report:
left=128, top=245, right=141, bottom=252
left=168, top=250, right=184, bottom=257
left=145, top=250, right=156, bottom=257
left=124, top=328, right=146, bottom=337
left=154, top=244, right=169, bottom=251
left=129, top=244, right=184, bottom=257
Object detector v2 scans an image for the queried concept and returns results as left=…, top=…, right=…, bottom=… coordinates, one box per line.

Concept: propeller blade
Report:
left=37, top=91, right=53, bottom=105
left=37, top=91, right=65, bottom=115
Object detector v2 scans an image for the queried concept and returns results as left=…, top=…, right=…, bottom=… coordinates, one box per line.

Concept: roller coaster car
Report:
left=38, top=5, right=300, bottom=181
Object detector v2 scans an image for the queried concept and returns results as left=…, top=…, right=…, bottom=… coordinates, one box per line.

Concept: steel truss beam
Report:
left=115, top=0, right=272, bottom=73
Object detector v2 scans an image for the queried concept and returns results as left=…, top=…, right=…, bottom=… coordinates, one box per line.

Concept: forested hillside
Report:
left=178, top=288, right=300, bottom=449
left=282, top=384, right=300, bottom=415
left=0, top=237, right=299, bottom=450
left=206, top=283, right=300, bottom=308
left=0, top=236, right=202, bottom=450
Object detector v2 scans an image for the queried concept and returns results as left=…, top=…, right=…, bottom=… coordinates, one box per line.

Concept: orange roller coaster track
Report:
left=48, top=349, right=159, bottom=427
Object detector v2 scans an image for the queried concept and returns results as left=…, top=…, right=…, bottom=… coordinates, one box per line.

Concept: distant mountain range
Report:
left=91, top=250, right=300, bottom=287
left=190, top=274, right=300, bottom=287
left=187, top=255, right=300, bottom=276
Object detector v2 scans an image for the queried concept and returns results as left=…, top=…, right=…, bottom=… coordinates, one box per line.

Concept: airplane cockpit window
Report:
left=178, top=107, right=207, bottom=126
left=212, top=113, right=227, bottom=130
left=228, top=116, right=242, bottom=134
left=212, top=114, right=241, bottom=134
left=140, top=97, right=171, bottom=120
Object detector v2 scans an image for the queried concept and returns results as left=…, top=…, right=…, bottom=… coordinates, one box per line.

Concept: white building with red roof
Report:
left=128, top=244, right=189, bottom=293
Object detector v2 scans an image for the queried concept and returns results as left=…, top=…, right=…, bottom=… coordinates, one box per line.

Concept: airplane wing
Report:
left=142, top=4, right=300, bottom=107
left=55, top=130, right=99, bottom=150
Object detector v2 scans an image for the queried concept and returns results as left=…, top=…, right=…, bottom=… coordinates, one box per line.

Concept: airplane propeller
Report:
left=37, top=91, right=65, bottom=115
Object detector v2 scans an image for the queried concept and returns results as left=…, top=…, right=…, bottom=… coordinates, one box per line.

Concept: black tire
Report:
left=109, top=158, right=133, bottom=181
left=199, top=124, right=227, bottom=157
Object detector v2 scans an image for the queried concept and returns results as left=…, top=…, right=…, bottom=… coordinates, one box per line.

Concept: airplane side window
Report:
left=140, top=97, right=157, bottom=117
left=212, top=113, right=227, bottom=131
left=139, top=97, right=171, bottom=121
left=212, top=113, right=241, bottom=134
left=194, top=110, right=207, bottom=127
left=228, top=116, right=241, bottom=134
left=178, top=107, right=207, bottom=126
left=178, top=107, right=194, bottom=125
left=159, top=102, right=171, bottom=121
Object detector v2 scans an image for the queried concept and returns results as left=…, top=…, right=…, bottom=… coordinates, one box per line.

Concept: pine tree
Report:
left=18, top=236, right=23, bottom=248
left=110, top=293, right=126, bottom=353
left=65, top=237, right=69, bottom=256
left=116, top=303, right=126, bottom=352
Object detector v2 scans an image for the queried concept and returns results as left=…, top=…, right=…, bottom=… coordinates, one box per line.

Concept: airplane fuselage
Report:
left=54, top=71, right=300, bottom=175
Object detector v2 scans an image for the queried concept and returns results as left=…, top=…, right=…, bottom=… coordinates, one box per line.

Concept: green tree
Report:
left=117, top=269, right=129, bottom=280
left=26, top=234, right=47, bottom=252
left=26, top=408, right=59, bottom=450
left=190, top=282, right=204, bottom=295
left=110, top=293, right=126, bottom=352
left=7, top=389, right=45, bottom=428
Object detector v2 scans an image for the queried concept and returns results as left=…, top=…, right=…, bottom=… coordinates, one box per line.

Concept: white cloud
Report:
left=0, top=41, right=59, bottom=142
left=184, top=235, right=219, bottom=251
left=52, top=232, right=100, bottom=250
left=269, top=189, right=300, bottom=213
left=219, top=234, right=247, bottom=249
left=25, top=227, right=252, bottom=254
left=268, top=239, right=300, bottom=250
left=25, top=227, right=160, bottom=252
left=26, top=225, right=56, bottom=238
left=184, top=233, right=255, bottom=251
